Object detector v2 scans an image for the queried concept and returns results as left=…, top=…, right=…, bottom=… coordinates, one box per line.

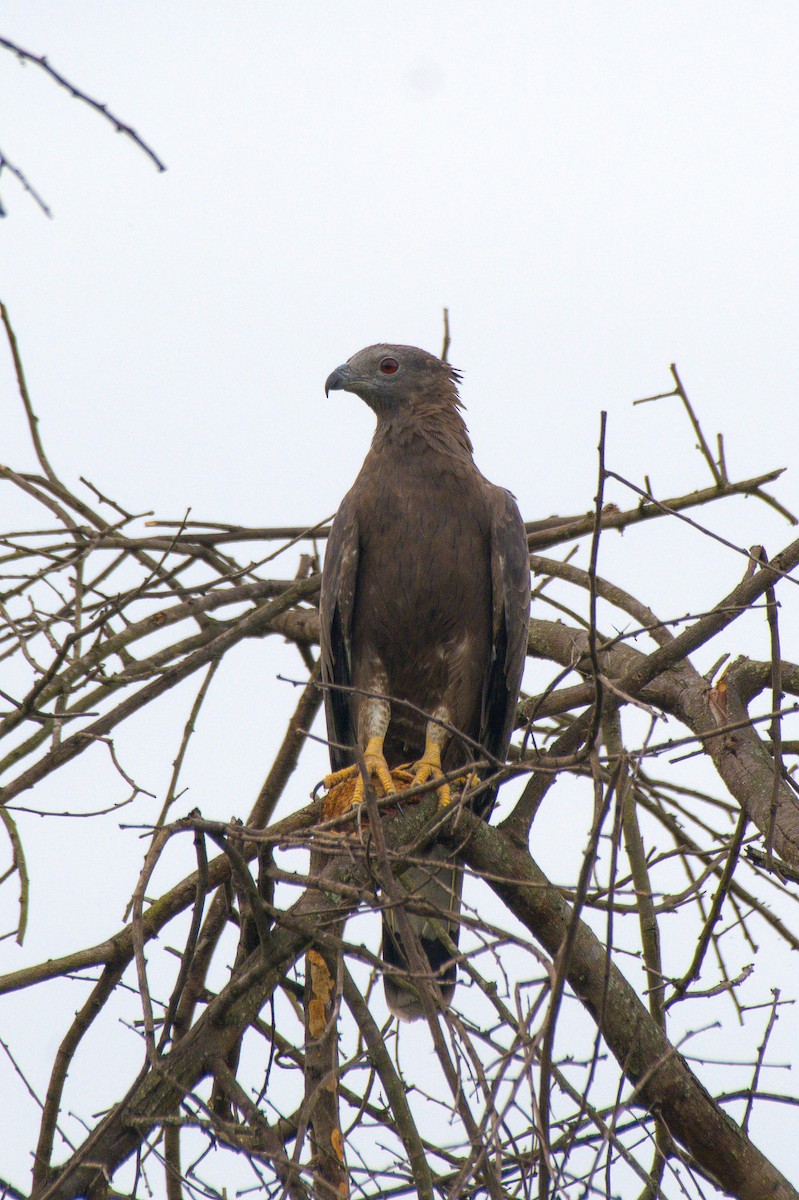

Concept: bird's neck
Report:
left=372, top=399, right=474, bottom=461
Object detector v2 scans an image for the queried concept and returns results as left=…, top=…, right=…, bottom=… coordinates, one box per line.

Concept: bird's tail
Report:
left=381, top=849, right=463, bottom=1021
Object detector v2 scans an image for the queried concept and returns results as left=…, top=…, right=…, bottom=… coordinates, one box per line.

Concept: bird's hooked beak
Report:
left=325, top=362, right=356, bottom=397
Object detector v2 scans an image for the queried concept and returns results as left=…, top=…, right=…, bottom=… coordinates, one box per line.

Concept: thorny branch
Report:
left=2, top=314, right=799, bottom=1199
left=0, top=34, right=165, bottom=217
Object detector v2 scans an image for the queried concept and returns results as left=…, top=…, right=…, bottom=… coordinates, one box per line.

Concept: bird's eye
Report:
left=379, top=357, right=399, bottom=375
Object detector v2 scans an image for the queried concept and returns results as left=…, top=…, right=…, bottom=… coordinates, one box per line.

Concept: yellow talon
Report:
left=360, top=735, right=397, bottom=799
left=323, top=735, right=396, bottom=813
left=411, top=738, right=451, bottom=807
left=324, top=764, right=357, bottom=790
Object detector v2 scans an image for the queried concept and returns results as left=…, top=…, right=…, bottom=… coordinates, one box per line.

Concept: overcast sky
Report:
left=3, top=5, right=799, bottom=1192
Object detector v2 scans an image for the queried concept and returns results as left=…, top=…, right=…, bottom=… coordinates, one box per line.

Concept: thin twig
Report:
left=757, top=547, right=785, bottom=863
left=742, top=989, right=781, bottom=1135
left=441, top=307, right=451, bottom=363
left=667, top=809, right=749, bottom=1007
left=0, top=36, right=166, bottom=172
left=0, top=146, right=52, bottom=216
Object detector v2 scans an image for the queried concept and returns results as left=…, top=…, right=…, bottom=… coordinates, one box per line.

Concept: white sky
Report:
left=3, top=4, right=799, bottom=1194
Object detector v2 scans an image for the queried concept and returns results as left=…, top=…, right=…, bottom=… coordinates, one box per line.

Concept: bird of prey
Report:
left=320, top=343, right=530, bottom=1019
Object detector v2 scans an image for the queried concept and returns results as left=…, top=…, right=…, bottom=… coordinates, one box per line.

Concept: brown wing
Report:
left=478, top=485, right=530, bottom=813
left=319, top=494, right=360, bottom=774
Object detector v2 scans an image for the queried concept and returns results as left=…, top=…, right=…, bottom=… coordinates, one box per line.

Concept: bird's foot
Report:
left=354, top=740, right=397, bottom=803
left=322, top=736, right=397, bottom=817
left=411, top=741, right=451, bottom=807
left=323, top=763, right=357, bottom=791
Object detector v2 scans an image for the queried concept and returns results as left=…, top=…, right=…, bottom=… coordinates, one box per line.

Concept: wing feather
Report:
left=319, top=496, right=360, bottom=774
left=479, top=486, right=530, bottom=812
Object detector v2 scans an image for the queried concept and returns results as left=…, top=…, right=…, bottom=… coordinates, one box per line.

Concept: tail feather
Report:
left=381, top=853, right=463, bottom=1021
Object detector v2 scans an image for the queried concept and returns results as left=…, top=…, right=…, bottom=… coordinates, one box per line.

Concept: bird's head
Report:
left=325, top=343, right=463, bottom=418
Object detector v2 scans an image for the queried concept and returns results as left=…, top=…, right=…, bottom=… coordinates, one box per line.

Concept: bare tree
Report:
left=2, top=303, right=799, bottom=1200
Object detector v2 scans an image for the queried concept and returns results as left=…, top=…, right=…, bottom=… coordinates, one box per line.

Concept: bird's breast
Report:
left=352, top=466, right=492, bottom=680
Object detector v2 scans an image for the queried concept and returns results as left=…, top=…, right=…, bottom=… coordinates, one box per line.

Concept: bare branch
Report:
left=0, top=36, right=166, bottom=173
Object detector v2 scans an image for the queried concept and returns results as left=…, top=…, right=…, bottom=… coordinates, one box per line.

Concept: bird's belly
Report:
left=358, top=511, right=487, bottom=646
left=351, top=503, right=492, bottom=762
